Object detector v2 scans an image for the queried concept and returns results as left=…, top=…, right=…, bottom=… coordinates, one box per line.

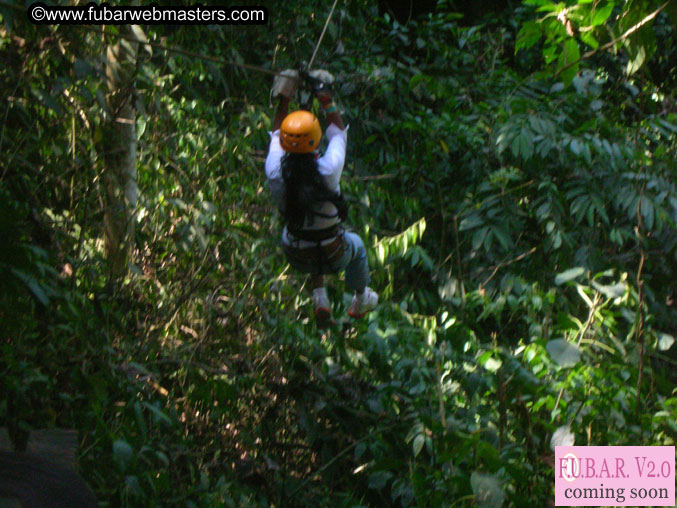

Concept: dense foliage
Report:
left=1, top=0, right=675, bottom=506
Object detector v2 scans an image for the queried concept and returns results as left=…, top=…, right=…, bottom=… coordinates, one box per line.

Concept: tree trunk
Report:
left=102, top=25, right=139, bottom=278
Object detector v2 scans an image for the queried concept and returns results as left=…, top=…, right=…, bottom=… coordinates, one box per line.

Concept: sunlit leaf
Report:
left=550, top=425, right=575, bottom=450
left=591, top=2, right=614, bottom=26
left=580, top=31, right=599, bottom=49
left=546, top=339, right=581, bottom=367
left=516, top=21, right=542, bottom=52
left=471, top=472, right=505, bottom=508
left=591, top=280, right=626, bottom=299
left=558, top=39, right=580, bottom=85
left=626, top=43, right=646, bottom=75
left=657, top=333, right=675, bottom=351
left=413, top=434, right=425, bottom=457
left=555, top=267, right=585, bottom=285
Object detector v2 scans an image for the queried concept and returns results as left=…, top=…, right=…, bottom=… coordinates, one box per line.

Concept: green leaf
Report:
left=558, top=39, right=580, bottom=85
left=546, top=339, right=581, bottom=367
left=658, top=333, right=675, bottom=351
left=478, top=350, right=502, bottom=372
left=133, top=402, right=148, bottom=441
left=543, top=44, right=558, bottom=65
left=31, top=88, right=65, bottom=116
left=113, top=439, right=134, bottom=473
left=472, top=227, right=489, bottom=251
left=550, top=425, right=575, bottom=450
left=124, top=475, right=143, bottom=497
left=582, top=142, right=592, bottom=164
left=412, top=434, right=425, bottom=457
left=137, top=116, right=147, bottom=140
left=471, top=472, right=505, bottom=508
left=484, top=356, right=502, bottom=372
left=590, top=99, right=604, bottom=111
left=580, top=31, right=599, bottom=49
left=10, top=268, right=50, bottom=305
left=519, top=131, right=534, bottom=160
left=141, top=402, right=173, bottom=426
left=74, top=58, right=95, bottom=79
left=656, top=119, right=677, bottom=134
left=591, top=2, right=614, bottom=26
left=639, top=196, right=655, bottom=230
left=459, top=213, right=484, bottom=231
left=552, top=231, right=563, bottom=249
left=555, top=267, right=585, bottom=285
left=550, top=82, right=565, bottom=93
left=591, top=280, right=626, bottom=299
left=625, top=43, right=646, bottom=75
left=492, top=226, right=513, bottom=250
left=525, top=0, right=558, bottom=11
left=369, top=471, right=393, bottom=490
left=354, top=442, right=367, bottom=460
left=509, top=131, right=520, bottom=158
left=515, top=21, right=542, bottom=53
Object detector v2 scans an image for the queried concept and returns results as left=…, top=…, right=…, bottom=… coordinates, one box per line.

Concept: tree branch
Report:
left=556, top=0, right=673, bottom=77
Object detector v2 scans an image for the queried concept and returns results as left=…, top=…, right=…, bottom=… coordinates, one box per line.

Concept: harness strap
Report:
left=283, top=228, right=345, bottom=273
left=313, top=210, right=339, bottom=219
left=288, top=224, right=339, bottom=242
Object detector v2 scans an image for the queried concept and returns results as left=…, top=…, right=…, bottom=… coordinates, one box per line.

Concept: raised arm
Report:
left=270, top=69, right=299, bottom=131
left=308, top=70, right=344, bottom=130
left=272, top=96, right=290, bottom=132
left=317, top=91, right=344, bottom=130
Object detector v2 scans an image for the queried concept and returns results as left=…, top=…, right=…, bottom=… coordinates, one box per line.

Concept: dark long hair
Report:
left=280, top=153, right=345, bottom=230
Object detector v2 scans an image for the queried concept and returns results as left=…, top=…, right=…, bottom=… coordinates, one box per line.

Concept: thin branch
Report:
left=634, top=184, right=647, bottom=423
left=553, top=292, right=601, bottom=416
left=481, top=246, right=538, bottom=288
left=556, top=0, right=673, bottom=77
left=286, top=421, right=407, bottom=499
left=348, top=173, right=398, bottom=181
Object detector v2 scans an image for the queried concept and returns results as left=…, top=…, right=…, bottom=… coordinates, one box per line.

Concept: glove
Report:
left=308, top=69, right=335, bottom=98
left=308, top=69, right=335, bottom=85
left=271, top=69, right=299, bottom=99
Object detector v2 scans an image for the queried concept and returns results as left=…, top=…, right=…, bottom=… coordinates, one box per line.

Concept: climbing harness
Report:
left=283, top=225, right=346, bottom=275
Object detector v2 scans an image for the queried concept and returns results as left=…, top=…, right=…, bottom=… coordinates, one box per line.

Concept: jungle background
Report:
left=1, top=0, right=676, bottom=506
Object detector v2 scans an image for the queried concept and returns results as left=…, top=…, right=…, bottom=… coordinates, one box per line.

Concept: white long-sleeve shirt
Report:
left=265, top=123, right=348, bottom=246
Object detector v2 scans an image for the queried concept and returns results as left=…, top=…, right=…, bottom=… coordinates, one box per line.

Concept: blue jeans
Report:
left=284, top=231, right=370, bottom=292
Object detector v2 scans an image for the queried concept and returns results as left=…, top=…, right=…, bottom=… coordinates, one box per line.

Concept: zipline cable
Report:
left=307, top=0, right=340, bottom=71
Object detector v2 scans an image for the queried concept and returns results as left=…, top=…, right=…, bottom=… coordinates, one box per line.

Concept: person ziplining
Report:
left=264, top=69, right=378, bottom=327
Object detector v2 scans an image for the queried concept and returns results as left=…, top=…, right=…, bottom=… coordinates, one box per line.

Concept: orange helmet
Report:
left=280, top=111, right=321, bottom=153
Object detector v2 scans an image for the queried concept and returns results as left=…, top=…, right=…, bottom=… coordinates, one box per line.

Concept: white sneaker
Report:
left=348, top=287, right=378, bottom=319
left=313, top=287, right=332, bottom=327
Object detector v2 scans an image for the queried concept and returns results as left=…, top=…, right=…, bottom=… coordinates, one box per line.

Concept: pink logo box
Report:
left=555, top=446, right=675, bottom=506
